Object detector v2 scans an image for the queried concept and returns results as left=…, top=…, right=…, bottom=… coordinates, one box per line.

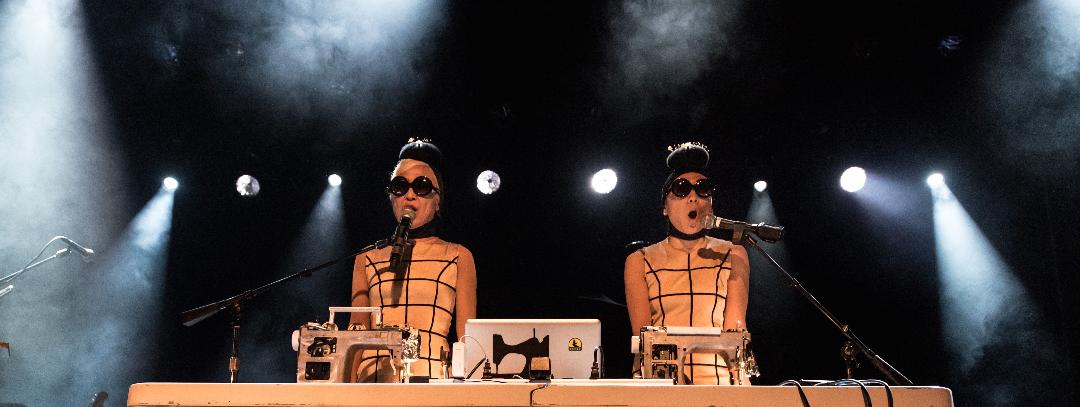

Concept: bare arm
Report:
left=455, top=247, right=477, bottom=339
left=349, top=255, right=373, bottom=383
left=722, top=244, right=750, bottom=331
left=723, top=244, right=751, bottom=384
left=624, top=251, right=652, bottom=335
left=350, top=256, right=374, bottom=328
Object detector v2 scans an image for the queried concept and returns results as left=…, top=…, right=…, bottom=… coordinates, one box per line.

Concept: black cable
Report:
left=833, top=379, right=871, bottom=407
left=779, top=380, right=811, bottom=407
left=466, top=358, right=485, bottom=379
left=856, top=379, right=893, bottom=407
left=459, top=335, right=489, bottom=379
left=528, top=382, right=550, bottom=407
left=793, top=378, right=897, bottom=407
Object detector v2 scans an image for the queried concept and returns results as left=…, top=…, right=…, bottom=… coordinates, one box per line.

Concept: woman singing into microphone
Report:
left=623, top=142, right=751, bottom=385
left=350, top=139, right=477, bottom=382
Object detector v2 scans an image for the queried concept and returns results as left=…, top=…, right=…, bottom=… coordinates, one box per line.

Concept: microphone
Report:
left=701, top=215, right=785, bottom=243
left=391, top=208, right=415, bottom=245
left=58, top=236, right=96, bottom=262
left=388, top=208, right=415, bottom=271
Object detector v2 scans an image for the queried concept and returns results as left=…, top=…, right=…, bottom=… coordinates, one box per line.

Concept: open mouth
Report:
left=688, top=210, right=698, bottom=220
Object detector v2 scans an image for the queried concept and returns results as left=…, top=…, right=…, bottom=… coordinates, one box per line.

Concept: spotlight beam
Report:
left=931, top=182, right=1061, bottom=386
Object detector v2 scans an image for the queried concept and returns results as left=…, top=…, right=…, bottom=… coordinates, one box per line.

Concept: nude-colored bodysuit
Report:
left=354, top=238, right=462, bottom=382
left=639, top=236, right=735, bottom=385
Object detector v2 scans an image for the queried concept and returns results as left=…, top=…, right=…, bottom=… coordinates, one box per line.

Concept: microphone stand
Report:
left=180, top=240, right=388, bottom=383
left=730, top=226, right=913, bottom=385
left=1, top=248, right=79, bottom=300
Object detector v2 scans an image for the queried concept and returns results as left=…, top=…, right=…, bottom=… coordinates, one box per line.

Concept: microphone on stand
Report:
left=57, top=237, right=96, bottom=262
left=701, top=215, right=785, bottom=243
left=388, top=208, right=415, bottom=272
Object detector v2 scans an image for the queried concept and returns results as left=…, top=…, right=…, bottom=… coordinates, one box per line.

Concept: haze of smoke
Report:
left=148, top=0, right=447, bottom=136
left=0, top=0, right=135, bottom=405
left=982, top=0, right=1080, bottom=177
left=604, top=0, right=742, bottom=122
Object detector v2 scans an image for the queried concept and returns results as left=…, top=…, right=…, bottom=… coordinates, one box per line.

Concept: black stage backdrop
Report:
left=1, top=1, right=1077, bottom=406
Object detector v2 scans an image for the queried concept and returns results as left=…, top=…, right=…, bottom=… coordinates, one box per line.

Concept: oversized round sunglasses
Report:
left=667, top=178, right=715, bottom=198
left=387, top=176, right=440, bottom=197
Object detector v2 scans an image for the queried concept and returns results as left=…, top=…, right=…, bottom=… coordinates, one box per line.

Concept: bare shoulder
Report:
left=624, top=249, right=649, bottom=277
left=706, top=236, right=748, bottom=259
left=441, top=240, right=474, bottom=264
left=636, top=240, right=667, bottom=260
left=456, top=245, right=475, bottom=263
left=730, top=242, right=748, bottom=258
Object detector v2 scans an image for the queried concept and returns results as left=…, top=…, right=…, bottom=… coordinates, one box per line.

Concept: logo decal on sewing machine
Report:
left=492, top=329, right=550, bottom=378
left=568, top=337, right=582, bottom=351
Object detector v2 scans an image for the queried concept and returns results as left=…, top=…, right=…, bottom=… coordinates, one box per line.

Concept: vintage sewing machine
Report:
left=292, top=307, right=419, bottom=383
left=635, top=326, right=760, bottom=385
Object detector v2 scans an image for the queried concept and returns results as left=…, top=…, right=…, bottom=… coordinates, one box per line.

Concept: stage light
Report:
left=591, top=169, right=618, bottom=194
left=236, top=175, right=261, bottom=197
left=840, top=167, right=866, bottom=192
left=163, top=177, right=179, bottom=191
left=926, top=173, right=945, bottom=188
left=754, top=181, right=767, bottom=192
left=328, top=174, right=342, bottom=187
left=476, top=170, right=501, bottom=195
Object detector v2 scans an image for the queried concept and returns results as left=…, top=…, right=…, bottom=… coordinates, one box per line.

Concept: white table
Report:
left=128, top=381, right=953, bottom=407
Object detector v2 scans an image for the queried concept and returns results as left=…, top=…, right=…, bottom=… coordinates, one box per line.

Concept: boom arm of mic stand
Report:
left=741, top=234, right=913, bottom=385
left=179, top=240, right=386, bottom=383
left=180, top=240, right=387, bottom=327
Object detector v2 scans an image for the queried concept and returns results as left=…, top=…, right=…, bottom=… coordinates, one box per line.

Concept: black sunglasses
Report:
left=667, top=178, right=714, bottom=198
left=387, top=176, right=440, bottom=197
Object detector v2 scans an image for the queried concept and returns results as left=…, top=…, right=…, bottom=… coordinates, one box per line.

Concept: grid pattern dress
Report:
left=639, top=236, right=735, bottom=385
left=353, top=238, right=461, bottom=382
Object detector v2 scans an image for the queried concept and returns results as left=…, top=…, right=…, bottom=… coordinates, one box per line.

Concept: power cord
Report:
left=779, top=380, right=811, bottom=407
left=459, top=335, right=492, bottom=379
left=784, top=378, right=893, bottom=407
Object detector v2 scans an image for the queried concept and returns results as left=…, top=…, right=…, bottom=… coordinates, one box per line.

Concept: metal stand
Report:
left=1, top=248, right=77, bottom=298
left=732, top=226, right=913, bottom=385
left=229, top=304, right=242, bottom=383
left=181, top=240, right=386, bottom=383
left=2, top=237, right=91, bottom=358
left=841, top=341, right=859, bottom=379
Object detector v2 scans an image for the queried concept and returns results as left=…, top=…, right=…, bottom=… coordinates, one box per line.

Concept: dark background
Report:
left=2, top=1, right=1078, bottom=406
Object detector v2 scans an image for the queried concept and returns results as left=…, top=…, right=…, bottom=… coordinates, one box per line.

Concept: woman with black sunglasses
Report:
left=623, top=142, right=751, bottom=385
left=350, top=139, right=477, bottom=383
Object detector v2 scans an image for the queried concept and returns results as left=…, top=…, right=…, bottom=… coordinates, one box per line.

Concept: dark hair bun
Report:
left=665, top=142, right=710, bottom=171
left=399, top=138, right=442, bottom=166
